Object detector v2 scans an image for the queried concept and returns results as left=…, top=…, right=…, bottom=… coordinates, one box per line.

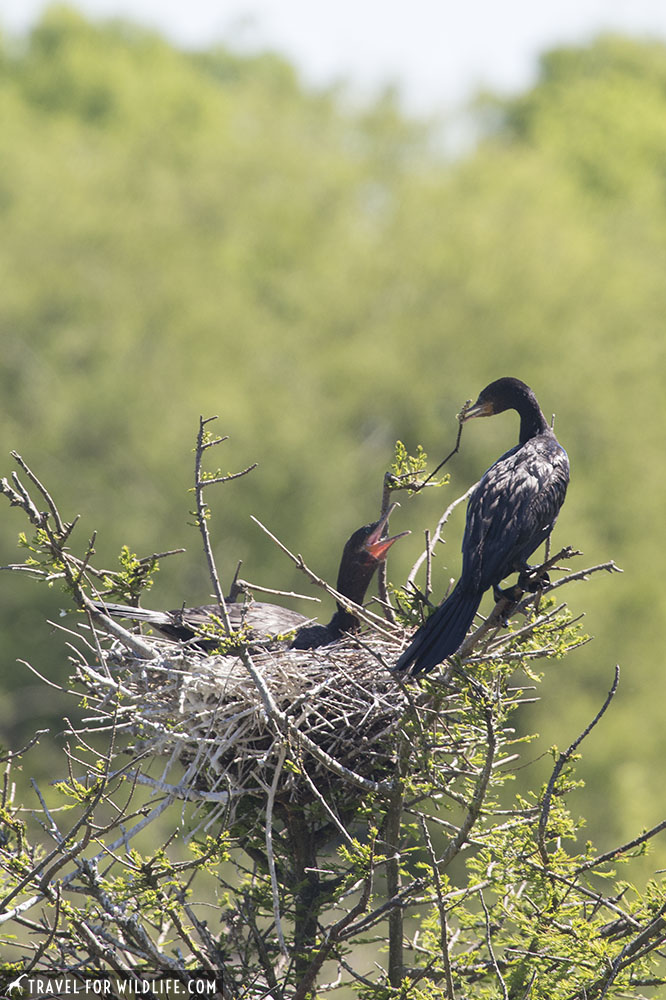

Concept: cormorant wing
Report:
left=462, top=434, right=569, bottom=592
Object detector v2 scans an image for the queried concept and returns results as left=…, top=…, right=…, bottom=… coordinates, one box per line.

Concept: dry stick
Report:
left=456, top=549, right=609, bottom=663
left=523, top=860, right=640, bottom=932
left=137, top=548, right=186, bottom=563
left=289, top=711, right=390, bottom=794
left=575, top=816, right=666, bottom=876
left=1, top=758, right=169, bottom=927
left=25, top=883, right=62, bottom=974
left=10, top=450, right=68, bottom=535
left=120, top=770, right=233, bottom=805
left=480, top=890, right=509, bottom=1000
left=538, top=665, right=621, bottom=866
left=595, top=902, right=666, bottom=1000
left=85, top=602, right=158, bottom=660
left=340, top=874, right=435, bottom=938
left=292, top=856, right=374, bottom=1000
left=236, top=579, right=321, bottom=603
left=377, top=486, right=395, bottom=621
left=423, top=528, right=433, bottom=601
left=193, top=416, right=234, bottom=632
left=0, top=730, right=47, bottom=766
left=2, top=457, right=157, bottom=660
left=376, top=496, right=407, bottom=625
left=250, top=515, right=401, bottom=640
left=420, top=816, right=456, bottom=1000
left=300, top=766, right=356, bottom=845
left=386, top=744, right=410, bottom=988
left=226, top=559, right=243, bottom=602
left=438, top=703, right=497, bottom=869
left=544, top=558, right=622, bottom=591
left=407, top=483, right=477, bottom=592
left=265, top=743, right=289, bottom=959
left=192, top=418, right=289, bottom=743
left=411, top=401, right=470, bottom=495
left=0, top=721, right=123, bottom=924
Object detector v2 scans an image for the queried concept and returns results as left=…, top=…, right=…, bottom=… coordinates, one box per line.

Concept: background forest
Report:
left=1, top=5, right=665, bottom=864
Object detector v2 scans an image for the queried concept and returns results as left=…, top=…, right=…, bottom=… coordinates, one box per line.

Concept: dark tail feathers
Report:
left=395, top=582, right=481, bottom=675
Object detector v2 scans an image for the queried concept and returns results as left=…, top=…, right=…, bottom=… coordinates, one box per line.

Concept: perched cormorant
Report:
left=395, top=377, right=570, bottom=676
left=93, top=509, right=408, bottom=651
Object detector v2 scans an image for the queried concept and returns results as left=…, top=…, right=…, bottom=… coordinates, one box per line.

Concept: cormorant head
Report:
left=462, top=376, right=535, bottom=420
left=336, top=503, right=410, bottom=600
left=346, top=503, right=410, bottom=567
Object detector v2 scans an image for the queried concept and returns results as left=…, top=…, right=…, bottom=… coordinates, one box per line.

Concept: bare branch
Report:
left=193, top=415, right=232, bottom=630
left=538, top=665, right=620, bottom=865
left=407, top=483, right=477, bottom=589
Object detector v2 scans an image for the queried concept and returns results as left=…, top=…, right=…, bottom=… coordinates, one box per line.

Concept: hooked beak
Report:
left=364, top=502, right=411, bottom=560
left=462, top=398, right=494, bottom=421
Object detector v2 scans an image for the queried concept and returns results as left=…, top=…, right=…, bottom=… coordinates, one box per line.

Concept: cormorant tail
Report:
left=395, top=582, right=481, bottom=676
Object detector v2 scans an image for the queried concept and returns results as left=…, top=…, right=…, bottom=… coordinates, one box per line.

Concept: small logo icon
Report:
left=6, top=973, right=27, bottom=996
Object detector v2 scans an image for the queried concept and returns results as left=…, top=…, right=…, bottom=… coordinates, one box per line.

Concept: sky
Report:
left=3, top=0, right=666, bottom=110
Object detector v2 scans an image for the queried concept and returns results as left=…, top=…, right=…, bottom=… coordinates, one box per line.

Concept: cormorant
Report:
left=395, top=377, right=570, bottom=676
left=93, top=509, right=408, bottom=651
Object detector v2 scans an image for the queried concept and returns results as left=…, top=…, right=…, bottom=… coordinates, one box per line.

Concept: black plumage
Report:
left=94, top=509, right=408, bottom=651
left=395, top=377, right=570, bottom=676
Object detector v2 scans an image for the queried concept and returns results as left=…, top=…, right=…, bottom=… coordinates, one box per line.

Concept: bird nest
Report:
left=78, top=630, right=412, bottom=822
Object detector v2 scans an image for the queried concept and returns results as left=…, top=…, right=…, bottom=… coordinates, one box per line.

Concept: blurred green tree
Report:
left=0, top=8, right=665, bottom=861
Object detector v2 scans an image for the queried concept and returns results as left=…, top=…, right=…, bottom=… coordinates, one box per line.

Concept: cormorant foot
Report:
left=495, top=583, right=524, bottom=604
left=518, top=568, right=550, bottom=593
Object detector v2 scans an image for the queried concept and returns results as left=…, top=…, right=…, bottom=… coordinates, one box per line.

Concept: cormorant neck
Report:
left=327, top=606, right=359, bottom=639
left=336, top=555, right=376, bottom=608
left=331, top=543, right=380, bottom=639
left=518, top=409, right=549, bottom=445
left=515, top=391, right=550, bottom=445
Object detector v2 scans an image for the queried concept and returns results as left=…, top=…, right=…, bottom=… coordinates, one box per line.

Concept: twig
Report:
left=420, top=816, right=456, bottom=1000
left=300, top=766, right=356, bottom=845
left=250, top=515, right=401, bottom=639
left=538, top=665, right=620, bottom=865
left=595, top=902, right=666, bottom=1000
left=137, top=548, right=186, bottom=567
left=265, top=743, right=288, bottom=958
left=236, top=579, right=321, bottom=603
left=457, top=549, right=608, bottom=661
left=292, top=850, right=374, bottom=1000
left=193, top=416, right=232, bottom=631
left=575, top=818, right=666, bottom=875
left=407, top=483, right=477, bottom=590
left=480, top=890, right=508, bottom=1000
left=411, top=401, right=471, bottom=494
left=544, top=559, right=623, bottom=590
left=438, top=702, right=496, bottom=868
left=10, top=450, right=67, bottom=535
left=377, top=499, right=403, bottom=623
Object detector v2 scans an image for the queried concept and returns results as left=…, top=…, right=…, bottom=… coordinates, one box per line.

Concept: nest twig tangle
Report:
left=74, top=551, right=615, bottom=832
left=89, top=632, right=410, bottom=822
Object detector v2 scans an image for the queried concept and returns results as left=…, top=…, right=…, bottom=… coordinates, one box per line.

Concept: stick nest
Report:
left=83, top=633, right=410, bottom=818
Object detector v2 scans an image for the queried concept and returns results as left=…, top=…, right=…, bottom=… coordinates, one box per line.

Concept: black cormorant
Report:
left=94, top=509, right=408, bottom=651
left=395, top=377, right=570, bottom=676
